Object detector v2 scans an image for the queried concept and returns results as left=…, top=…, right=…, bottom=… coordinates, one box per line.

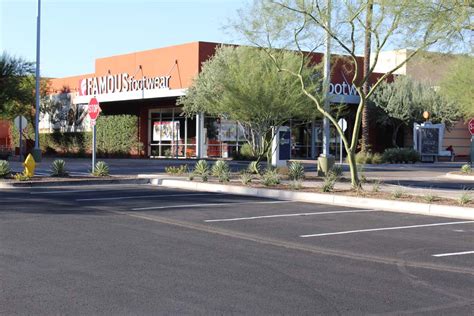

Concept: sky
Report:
left=0, top=0, right=244, bottom=78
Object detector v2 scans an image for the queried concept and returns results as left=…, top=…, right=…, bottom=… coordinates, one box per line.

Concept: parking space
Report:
left=2, top=183, right=473, bottom=314
left=15, top=184, right=474, bottom=272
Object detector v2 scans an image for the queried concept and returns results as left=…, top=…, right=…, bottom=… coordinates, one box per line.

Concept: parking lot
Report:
left=1, top=184, right=473, bottom=314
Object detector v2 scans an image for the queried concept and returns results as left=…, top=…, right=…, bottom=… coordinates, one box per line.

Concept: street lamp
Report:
left=32, top=0, right=42, bottom=162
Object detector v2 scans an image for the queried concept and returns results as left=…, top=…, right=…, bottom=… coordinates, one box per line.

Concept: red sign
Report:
left=469, top=118, right=474, bottom=136
left=88, top=97, right=101, bottom=122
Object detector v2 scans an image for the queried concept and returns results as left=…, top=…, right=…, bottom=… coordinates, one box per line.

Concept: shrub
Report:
left=165, top=165, right=188, bottom=175
left=14, top=172, right=30, bottom=181
left=240, top=172, right=252, bottom=185
left=239, top=143, right=255, bottom=160
left=288, top=161, right=305, bottom=181
left=330, top=165, right=343, bottom=178
left=194, top=160, right=210, bottom=182
left=391, top=187, right=405, bottom=199
left=321, top=174, right=336, bottom=192
left=372, top=153, right=383, bottom=164
left=247, top=161, right=261, bottom=175
left=0, top=160, right=11, bottom=178
left=461, top=164, right=472, bottom=174
left=372, top=180, right=382, bottom=193
left=212, top=160, right=230, bottom=177
left=458, top=189, right=472, bottom=205
left=92, top=161, right=110, bottom=176
left=50, top=159, right=68, bottom=177
left=382, top=148, right=420, bottom=164
left=262, top=168, right=280, bottom=186
left=422, top=192, right=438, bottom=203
left=355, top=151, right=383, bottom=165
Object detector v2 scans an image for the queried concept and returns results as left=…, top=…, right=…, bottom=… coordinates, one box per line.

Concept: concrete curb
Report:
left=445, top=172, right=474, bottom=181
left=150, top=178, right=474, bottom=220
left=0, top=177, right=149, bottom=188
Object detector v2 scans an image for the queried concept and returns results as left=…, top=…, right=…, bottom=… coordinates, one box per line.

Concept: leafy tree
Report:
left=0, top=52, right=35, bottom=119
left=178, top=45, right=321, bottom=164
left=232, top=0, right=471, bottom=188
left=371, top=76, right=461, bottom=147
left=440, top=55, right=474, bottom=120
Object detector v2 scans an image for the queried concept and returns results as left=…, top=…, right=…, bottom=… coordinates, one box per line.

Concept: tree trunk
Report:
left=392, top=123, right=402, bottom=148
left=361, top=0, right=373, bottom=152
left=346, top=149, right=360, bottom=189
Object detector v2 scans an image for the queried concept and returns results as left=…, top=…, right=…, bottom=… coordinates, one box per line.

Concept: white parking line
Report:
left=205, top=209, right=377, bottom=223
left=31, top=189, right=106, bottom=194
left=300, top=220, right=474, bottom=238
left=432, top=250, right=474, bottom=257
left=77, top=193, right=223, bottom=202
left=132, top=200, right=293, bottom=211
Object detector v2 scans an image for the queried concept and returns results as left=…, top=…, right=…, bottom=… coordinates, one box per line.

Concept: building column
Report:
left=195, top=113, right=205, bottom=158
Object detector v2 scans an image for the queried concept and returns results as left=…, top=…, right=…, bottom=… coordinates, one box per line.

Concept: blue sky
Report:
left=1, top=0, right=243, bottom=78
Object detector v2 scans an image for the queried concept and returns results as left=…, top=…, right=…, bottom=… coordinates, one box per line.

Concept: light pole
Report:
left=318, top=0, right=335, bottom=175
left=33, top=0, right=42, bottom=162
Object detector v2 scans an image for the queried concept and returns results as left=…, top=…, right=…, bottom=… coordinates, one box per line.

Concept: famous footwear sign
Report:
left=79, top=73, right=171, bottom=96
left=73, top=72, right=183, bottom=104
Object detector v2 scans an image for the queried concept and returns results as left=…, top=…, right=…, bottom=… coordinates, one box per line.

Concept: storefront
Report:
left=45, top=41, right=381, bottom=160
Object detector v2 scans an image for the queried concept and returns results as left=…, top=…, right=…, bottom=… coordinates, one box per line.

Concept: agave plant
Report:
left=193, top=160, right=209, bottom=182
left=92, top=161, right=110, bottom=177
left=212, top=160, right=230, bottom=183
left=0, top=160, right=11, bottom=178
left=288, top=161, right=305, bottom=181
left=50, top=159, right=68, bottom=177
left=262, top=168, right=280, bottom=187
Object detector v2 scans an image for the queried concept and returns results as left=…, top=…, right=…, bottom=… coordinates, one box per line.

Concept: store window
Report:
left=148, top=108, right=196, bottom=158
left=204, top=116, right=246, bottom=158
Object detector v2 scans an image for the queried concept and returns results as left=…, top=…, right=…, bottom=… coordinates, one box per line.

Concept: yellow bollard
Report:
left=23, top=154, right=36, bottom=177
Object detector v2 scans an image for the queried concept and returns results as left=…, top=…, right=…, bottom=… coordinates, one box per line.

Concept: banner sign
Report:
left=153, top=121, right=180, bottom=141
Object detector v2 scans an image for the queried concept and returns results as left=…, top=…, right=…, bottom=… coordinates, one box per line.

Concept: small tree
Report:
left=178, top=45, right=320, bottom=164
left=0, top=52, right=35, bottom=120
left=371, top=76, right=461, bottom=147
left=440, top=55, right=474, bottom=120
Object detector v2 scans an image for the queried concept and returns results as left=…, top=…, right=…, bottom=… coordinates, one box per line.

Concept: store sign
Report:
left=329, top=82, right=358, bottom=97
left=79, top=73, right=171, bottom=96
left=327, top=72, right=361, bottom=104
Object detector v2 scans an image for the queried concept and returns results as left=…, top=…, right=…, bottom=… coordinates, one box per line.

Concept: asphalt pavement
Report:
left=1, top=184, right=473, bottom=314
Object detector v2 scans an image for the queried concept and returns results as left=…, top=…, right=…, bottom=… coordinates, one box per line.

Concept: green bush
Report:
left=288, top=161, right=305, bottom=181
left=461, top=164, right=472, bottom=174
left=382, top=148, right=420, bottom=164
left=50, top=159, right=68, bottom=177
left=165, top=165, right=188, bottom=175
left=0, top=160, right=11, bottom=178
left=262, top=168, right=280, bottom=186
left=355, top=151, right=383, bottom=164
left=238, top=143, right=256, bottom=160
left=92, top=161, right=110, bottom=177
